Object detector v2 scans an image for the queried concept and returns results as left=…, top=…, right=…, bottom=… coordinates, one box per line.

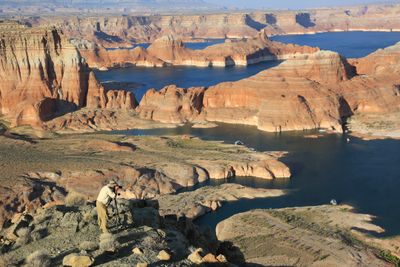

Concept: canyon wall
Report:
left=0, top=22, right=136, bottom=127
left=80, top=30, right=319, bottom=69
left=138, top=48, right=400, bottom=132
left=18, top=4, right=400, bottom=47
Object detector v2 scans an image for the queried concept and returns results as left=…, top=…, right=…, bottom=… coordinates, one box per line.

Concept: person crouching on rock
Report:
left=96, top=180, right=121, bottom=233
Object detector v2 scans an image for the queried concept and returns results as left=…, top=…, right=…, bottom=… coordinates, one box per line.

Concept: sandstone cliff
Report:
left=0, top=22, right=137, bottom=127
left=81, top=30, right=319, bottom=68
left=0, top=23, right=89, bottom=126
left=350, top=41, right=400, bottom=76
left=137, top=48, right=400, bottom=133
left=21, top=4, right=400, bottom=47
left=137, top=85, right=205, bottom=123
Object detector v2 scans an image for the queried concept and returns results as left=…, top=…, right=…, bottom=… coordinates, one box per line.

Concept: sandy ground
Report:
left=348, top=112, right=400, bottom=140
left=216, top=205, right=400, bottom=266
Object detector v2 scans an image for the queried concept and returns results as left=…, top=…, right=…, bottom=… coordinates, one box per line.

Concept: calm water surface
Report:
left=95, top=61, right=281, bottom=100
left=104, top=32, right=400, bottom=236
left=114, top=124, right=400, bottom=237
left=271, top=31, right=400, bottom=58
left=105, top=39, right=225, bottom=51
left=96, top=32, right=400, bottom=101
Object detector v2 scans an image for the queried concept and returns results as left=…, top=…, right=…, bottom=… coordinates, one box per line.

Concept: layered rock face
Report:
left=203, top=51, right=354, bottom=132
left=16, top=4, right=400, bottom=47
left=0, top=23, right=89, bottom=126
left=86, top=72, right=137, bottom=109
left=82, top=30, right=319, bottom=68
left=146, top=30, right=319, bottom=67
left=350, top=41, right=400, bottom=76
left=137, top=85, right=205, bottom=123
left=79, top=44, right=166, bottom=69
left=138, top=46, right=400, bottom=133
left=0, top=22, right=137, bottom=127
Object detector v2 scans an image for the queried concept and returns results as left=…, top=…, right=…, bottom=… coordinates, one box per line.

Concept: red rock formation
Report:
left=79, top=44, right=165, bottom=69
left=22, top=4, right=400, bottom=47
left=137, top=48, right=399, bottom=133
left=86, top=72, right=137, bottom=110
left=0, top=23, right=89, bottom=126
left=137, top=85, right=205, bottom=123
left=0, top=22, right=137, bottom=127
left=81, top=30, right=319, bottom=68
left=202, top=51, right=353, bottom=132
left=350, top=42, right=400, bottom=76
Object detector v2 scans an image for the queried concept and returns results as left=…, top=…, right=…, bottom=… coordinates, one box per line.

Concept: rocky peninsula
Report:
left=80, top=30, right=318, bottom=68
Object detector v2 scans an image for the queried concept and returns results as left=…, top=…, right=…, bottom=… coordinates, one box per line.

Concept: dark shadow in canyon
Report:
left=295, top=13, right=316, bottom=28
left=245, top=15, right=267, bottom=31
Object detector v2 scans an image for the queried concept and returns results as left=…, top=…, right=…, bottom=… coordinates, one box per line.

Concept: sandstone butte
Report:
left=0, top=22, right=136, bottom=127
left=23, top=4, right=400, bottom=47
left=137, top=46, right=400, bottom=132
left=1, top=21, right=399, bottom=134
left=80, top=29, right=319, bottom=69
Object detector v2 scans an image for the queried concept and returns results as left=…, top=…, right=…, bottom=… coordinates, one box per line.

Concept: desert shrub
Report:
left=379, top=250, right=400, bottom=266
left=15, top=227, right=31, bottom=246
left=65, top=191, right=86, bottom=207
left=99, top=233, right=119, bottom=252
left=25, top=250, right=51, bottom=267
left=31, top=227, right=48, bottom=241
left=79, top=241, right=98, bottom=252
left=0, top=253, right=18, bottom=267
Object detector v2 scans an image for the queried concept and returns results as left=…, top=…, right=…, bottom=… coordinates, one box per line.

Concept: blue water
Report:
left=102, top=31, right=400, bottom=236
left=94, top=61, right=281, bottom=100
left=105, top=39, right=224, bottom=51
left=184, top=39, right=225, bottom=50
left=113, top=124, right=400, bottom=237
left=271, top=31, right=400, bottom=58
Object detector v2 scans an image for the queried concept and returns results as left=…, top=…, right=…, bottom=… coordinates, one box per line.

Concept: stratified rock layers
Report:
left=138, top=48, right=400, bottom=132
left=82, top=30, right=319, bottom=68
left=26, top=5, right=400, bottom=47
left=0, top=25, right=89, bottom=126
left=0, top=23, right=136, bottom=127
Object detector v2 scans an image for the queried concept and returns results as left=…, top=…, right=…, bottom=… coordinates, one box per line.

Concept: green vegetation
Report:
left=379, top=250, right=400, bottom=266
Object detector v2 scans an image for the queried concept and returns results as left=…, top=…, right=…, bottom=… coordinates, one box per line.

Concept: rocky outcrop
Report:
left=350, top=41, right=400, bottom=76
left=82, top=30, right=319, bottom=68
left=0, top=22, right=137, bottom=128
left=157, top=184, right=285, bottom=220
left=86, top=72, right=137, bottom=110
left=216, top=206, right=391, bottom=266
left=79, top=44, right=166, bottom=69
left=0, top=133, right=290, bottom=228
left=19, top=4, right=400, bottom=47
left=137, top=85, right=205, bottom=123
left=0, top=23, right=89, bottom=126
left=0, top=198, right=222, bottom=266
left=202, top=50, right=355, bottom=132
left=137, top=50, right=355, bottom=132
left=137, top=47, right=399, bottom=133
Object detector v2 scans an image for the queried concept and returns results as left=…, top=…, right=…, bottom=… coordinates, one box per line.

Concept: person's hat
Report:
left=107, top=180, right=121, bottom=188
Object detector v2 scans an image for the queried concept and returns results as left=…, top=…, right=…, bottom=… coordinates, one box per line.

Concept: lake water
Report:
left=271, top=31, right=400, bottom=58
left=94, top=61, right=281, bottom=100
left=103, top=31, right=400, bottom=236
left=105, top=39, right=225, bottom=51
left=114, top=124, right=400, bottom=237
left=96, top=31, right=400, bottom=101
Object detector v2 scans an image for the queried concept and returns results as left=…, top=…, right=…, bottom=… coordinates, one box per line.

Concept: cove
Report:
left=94, top=60, right=281, bottom=100
left=271, top=31, right=400, bottom=58
left=112, top=124, right=400, bottom=237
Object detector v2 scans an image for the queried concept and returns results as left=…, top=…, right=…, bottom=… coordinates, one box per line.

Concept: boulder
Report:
left=132, top=247, right=144, bottom=255
left=187, top=248, right=204, bottom=264
left=62, top=253, right=94, bottom=267
left=157, top=250, right=171, bottom=261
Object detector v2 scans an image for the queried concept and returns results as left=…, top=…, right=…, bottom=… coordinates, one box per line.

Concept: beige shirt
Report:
left=97, top=185, right=116, bottom=205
